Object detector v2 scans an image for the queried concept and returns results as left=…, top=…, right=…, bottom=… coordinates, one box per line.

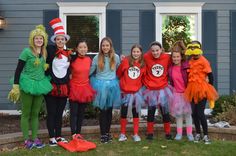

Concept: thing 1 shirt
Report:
left=116, top=57, right=146, bottom=93
left=143, top=51, right=171, bottom=90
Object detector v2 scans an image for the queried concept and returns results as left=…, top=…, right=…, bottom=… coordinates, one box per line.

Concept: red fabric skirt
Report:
left=50, top=83, right=69, bottom=97
left=69, top=82, right=96, bottom=103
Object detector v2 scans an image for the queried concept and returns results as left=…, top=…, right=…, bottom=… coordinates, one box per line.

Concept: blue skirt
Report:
left=91, top=77, right=121, bottom=110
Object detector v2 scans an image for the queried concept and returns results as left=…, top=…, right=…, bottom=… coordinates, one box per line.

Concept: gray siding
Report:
left=0, top=0, right=236, bottom=109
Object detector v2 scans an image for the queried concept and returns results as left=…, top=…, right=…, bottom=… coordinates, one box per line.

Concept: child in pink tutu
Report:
left=69, top=39, right=96, bottom=138
left=168, top=41, right=193, bottom=141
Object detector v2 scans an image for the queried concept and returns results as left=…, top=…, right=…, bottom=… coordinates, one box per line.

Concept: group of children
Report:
left=8, top=17, right=218, bottom=150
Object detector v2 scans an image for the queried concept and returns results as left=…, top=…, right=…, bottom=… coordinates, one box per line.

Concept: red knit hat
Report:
left=49, top=18, right=70, bottom=43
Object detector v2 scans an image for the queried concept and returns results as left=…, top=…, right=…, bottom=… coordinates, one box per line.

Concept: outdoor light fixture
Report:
left=0, top=16, right=7, bottom=29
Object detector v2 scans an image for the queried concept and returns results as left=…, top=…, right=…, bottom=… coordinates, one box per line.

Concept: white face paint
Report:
left=128, top=66, right=140, bottom=79
left=151, top=64, right=164, bottom=77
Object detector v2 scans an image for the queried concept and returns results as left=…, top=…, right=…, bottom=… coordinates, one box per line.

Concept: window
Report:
left=154, top=2, right=205, bottom=46
left=57, top=2, right=108, bottom=54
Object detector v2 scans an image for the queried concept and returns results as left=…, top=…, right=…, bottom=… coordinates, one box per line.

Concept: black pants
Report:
left=70, top=101, right=87, bottom=135
left=45, top=95, right=67, bottom=138
left=120, top=104, right=139, bottom=118
left=147, top=106, right=171, bottom=123
left=191, top=99, right=208, bottom=135
left=99, top=108, right=112, bottom=135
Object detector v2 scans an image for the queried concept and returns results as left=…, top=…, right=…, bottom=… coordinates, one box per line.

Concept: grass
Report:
left=1, top=136, right=236, bottom=156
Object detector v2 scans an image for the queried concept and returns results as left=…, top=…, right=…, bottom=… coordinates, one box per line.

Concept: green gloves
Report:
left=8, top=84, right=20, bottom=103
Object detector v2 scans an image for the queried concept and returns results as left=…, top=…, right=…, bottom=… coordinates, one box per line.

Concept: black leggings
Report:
left=191, top=99, right=208, bottom=135
left=120, top=105, right=139, bottom=118
left=45, top=95, right=67, bottom=138
left=69, top=101, right=87, bottom=135
left=99, top=108, right=112, bottom=135
left=147, top=106, right=171, bottom=123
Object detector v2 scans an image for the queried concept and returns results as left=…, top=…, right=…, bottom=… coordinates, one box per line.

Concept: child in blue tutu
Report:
left=90, top=37, right=121, bottom=143
left=117, top=44, right=146, bottom=142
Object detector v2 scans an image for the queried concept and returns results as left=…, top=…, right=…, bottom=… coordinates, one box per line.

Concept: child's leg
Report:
left=159, top=106, right=171, bottom=135
left=106, top=107, right=113, bottom=134
left=20, top=91, right=33, bottom=140
left=31, top=95, right=44, bottom=140
left=120, top=105, right=128, bottom=134
left=185, top=114, right=193, bottom=135
left=45, top=95, right=57, bottom=138
left=147, top=106, right=156, bottom=134
left=197, top=99, right=208, bottom=135
left=69, top=101, right=79, bottom=135
left=55, top=97, right=67, bottom=138
left=76, top=103, right=87, bottom=134
left=191, top=103, right=201, bottom=134
left=132, top=107, right=139, bottom=135
left=176, top=115, right=183, bottom=135
left=99, top=109, right=107, bottom=135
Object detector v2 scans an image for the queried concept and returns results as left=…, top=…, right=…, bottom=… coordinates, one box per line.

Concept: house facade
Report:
left=0, top=0, right=235, bottom=110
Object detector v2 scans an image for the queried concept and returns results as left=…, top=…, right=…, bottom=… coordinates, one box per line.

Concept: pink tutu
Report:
left=69, top=82, right=96, bottom=103
left=170, top=91, right=192, bottom=117
left=143, top=85, right=173, bottom=113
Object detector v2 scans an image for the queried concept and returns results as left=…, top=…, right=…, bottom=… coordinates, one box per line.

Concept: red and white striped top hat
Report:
left=49, top=18, right=70, bottom=43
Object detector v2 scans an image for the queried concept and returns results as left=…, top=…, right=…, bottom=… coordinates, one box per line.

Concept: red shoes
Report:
left=58, top=134, right=96, bottom=152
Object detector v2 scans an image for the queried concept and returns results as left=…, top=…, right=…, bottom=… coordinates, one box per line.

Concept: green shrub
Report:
left=213, top=93, right=236, bottom=125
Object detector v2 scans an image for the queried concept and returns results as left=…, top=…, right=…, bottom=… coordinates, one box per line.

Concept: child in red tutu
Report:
left=117, top=44, right=146, bottom=142
left=69, top=39, right=96, bottom=139
left=168, top=41, right=193, bottom=141
left=185, top=40, right=218, bottom=144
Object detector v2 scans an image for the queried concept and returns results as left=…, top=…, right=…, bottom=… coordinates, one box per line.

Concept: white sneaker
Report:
left=49, top=138, right=57, bottom=147
left=118, top=134, right=127, bottom=142
left=133, top=134, right=141, bottom=142
left=202, top=135, right=211, bottom=145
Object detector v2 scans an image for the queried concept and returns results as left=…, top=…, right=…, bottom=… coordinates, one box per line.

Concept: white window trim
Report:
left=153, top=2, right=205, bottom=43
left=57, top=2, right=108, bottom=46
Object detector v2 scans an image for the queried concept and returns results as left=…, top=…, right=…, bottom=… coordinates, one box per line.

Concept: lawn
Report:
left=1, top=136, right=236, bottom=156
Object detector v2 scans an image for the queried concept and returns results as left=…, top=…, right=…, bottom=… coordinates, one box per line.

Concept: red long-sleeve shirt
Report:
left=143, top=51, right=171, bottom=90
left=116, top=57, right=146, bottom=93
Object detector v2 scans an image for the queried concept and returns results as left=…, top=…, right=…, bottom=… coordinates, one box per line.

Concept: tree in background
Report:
left=162, top=16, right=193, bottom=52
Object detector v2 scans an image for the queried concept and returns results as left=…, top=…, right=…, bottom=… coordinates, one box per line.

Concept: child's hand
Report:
left=120, top=54, right=126, bottom=61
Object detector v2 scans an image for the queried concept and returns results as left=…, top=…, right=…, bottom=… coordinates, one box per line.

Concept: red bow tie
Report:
left=56, top=49, right=70, bottom=59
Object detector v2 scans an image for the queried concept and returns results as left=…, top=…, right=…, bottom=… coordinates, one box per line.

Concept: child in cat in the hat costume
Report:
left=8, top=25, right=52, bottom=149
left=44, top=18, right=71, bottom=146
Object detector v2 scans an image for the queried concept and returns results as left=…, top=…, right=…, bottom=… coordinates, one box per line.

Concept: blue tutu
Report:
left=90, top=77, right=121, bottom=110
left=121, top=87, right=145, bottom=116
left=143, top=85, right=173, bottom=114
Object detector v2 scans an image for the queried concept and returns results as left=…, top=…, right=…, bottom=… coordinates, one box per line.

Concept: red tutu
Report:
left=69, top=81, right=96, bottom=103
left=50, top=83, right=68, bottom=97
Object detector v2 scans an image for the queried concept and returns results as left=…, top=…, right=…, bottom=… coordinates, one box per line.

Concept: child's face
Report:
left=101, top=40, right=111, bottom=54
left=77, top=42, right=88, bottom=56
left=132, top=47, right=142, bottom=60
left=55, top=35, right=67, bottom=49
left=151, top=45, right=162, bottom=58
left=192, top=54, right=200, bottom=59
left=172, top=52, right=182, bottom=65
left=34, top=35, right=44, bottom=48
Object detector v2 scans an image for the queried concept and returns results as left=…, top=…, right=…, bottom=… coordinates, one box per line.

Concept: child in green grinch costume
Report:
left=8, top=25, right=52, bottom=149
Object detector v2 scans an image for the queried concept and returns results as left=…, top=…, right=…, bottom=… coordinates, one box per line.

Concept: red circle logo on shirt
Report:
left=128, top=66, right=140, bottom=79
left=151, top=64, right=164, bottom=77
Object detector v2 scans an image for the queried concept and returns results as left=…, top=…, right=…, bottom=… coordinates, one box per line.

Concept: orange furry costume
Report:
left=184, top=46, right=218, bottom=106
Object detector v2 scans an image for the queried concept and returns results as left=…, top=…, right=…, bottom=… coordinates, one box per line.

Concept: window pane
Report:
left=162, top=15, right=196, bottom=51
left=67, top=16, right=99, bottom=52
